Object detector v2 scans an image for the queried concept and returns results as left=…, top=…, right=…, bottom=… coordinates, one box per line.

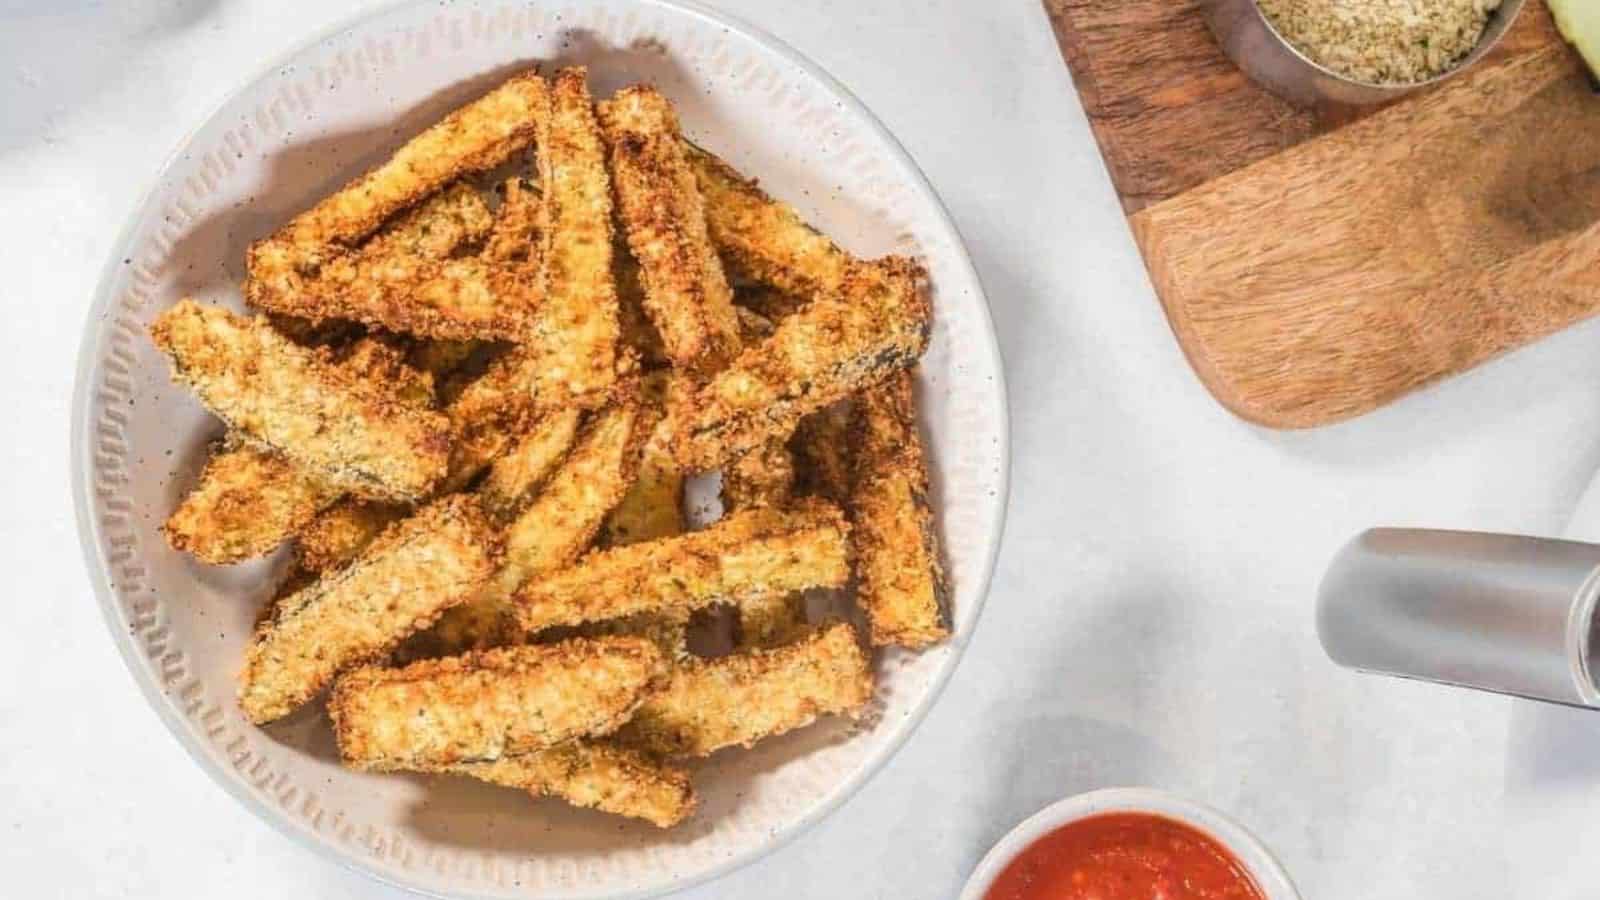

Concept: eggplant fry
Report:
left=600, top=86, right=741, bottom=376
left=329, top=636, right=666, bottom=771
left=447, top=741, right=695, bottom=828
left=618, top=621, right=872, bottom=757
left=410, top=396, right=652, bottom=656
left=685, top=142, right=853, bottom=300
left=163, top=438, right=343, bottom=565
left=852, top=371, right=949, bottom=648
left=733, top=283, right=809, bottom=322
left=163, top=336, right=432, bottom=565
left=150, top=301, right=451, bottom=502
left=601, top=371, right=683, bottom=547
left=669, top=257, right=931, bottom=471
left=238, top=495, right=501, bottom=724
left=479, top=407, right=584, bottom=523
left=257, top=71, right=547, bottom=255
left=244, top=75, right=550, bottom=340
left=512, top=499, right=850, bottom=633
left=295, top=498, right=410, bottom=574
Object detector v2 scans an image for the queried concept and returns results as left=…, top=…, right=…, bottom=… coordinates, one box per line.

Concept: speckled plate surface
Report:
left=70, top=1, right=1008, bottom=896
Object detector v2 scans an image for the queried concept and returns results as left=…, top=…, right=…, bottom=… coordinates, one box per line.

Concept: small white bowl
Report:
left=958, top=788, right=1301, bottom=900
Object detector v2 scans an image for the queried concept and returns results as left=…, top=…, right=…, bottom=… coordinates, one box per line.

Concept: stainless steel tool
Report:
left=1318, top=528, right=1600, bottom=708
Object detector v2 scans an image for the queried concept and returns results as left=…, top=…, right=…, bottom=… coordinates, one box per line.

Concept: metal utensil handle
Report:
left=1318, top=528, right=1600, bottom=708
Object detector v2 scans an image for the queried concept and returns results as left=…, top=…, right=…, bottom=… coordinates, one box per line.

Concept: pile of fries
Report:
left=150, top=67, right=947, bottom=829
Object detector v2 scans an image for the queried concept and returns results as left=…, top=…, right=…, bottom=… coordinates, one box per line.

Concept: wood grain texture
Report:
left=1046, top=0, right=1599, bottom=427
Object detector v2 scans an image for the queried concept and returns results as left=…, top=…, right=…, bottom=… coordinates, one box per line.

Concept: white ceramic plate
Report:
left=69, top=1, right=1008, bottom=897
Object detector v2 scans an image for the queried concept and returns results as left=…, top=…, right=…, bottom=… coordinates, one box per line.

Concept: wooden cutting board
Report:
left=1044, top=0, right=1600, bottom=428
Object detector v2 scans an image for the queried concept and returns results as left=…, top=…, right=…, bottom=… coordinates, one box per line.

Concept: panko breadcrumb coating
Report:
left=238, top=495, right=501, bottom=723
left=479, top=408, right=584, bottom=523
left=669, top=257, right=931, bottom=471
left=329, top=636, right=666, bottom=770
left=601, top=371, right=684, bottom=547
left=512, top=498, right=850, bottom=633
left=852, top=371, right=949, bottom=648
left=685, top=142, right=853, bottom=300
left=600, top=86, right=742, bottom=376
left=447, top=740, right=696, bottom=828
left=295, top=498, right=410, bottom=574
left=163, top=439, right=343, bottom=565
left=791, top=402, right=855, bottom=505
left=408, top=396, right=652, bottom=656
left=150, top=301, right=450, bottom=502
left=618, top=622, right=872, bottom=757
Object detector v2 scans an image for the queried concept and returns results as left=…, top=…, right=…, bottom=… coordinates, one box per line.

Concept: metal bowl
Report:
left=1202, top=0, right=1528, bottom=106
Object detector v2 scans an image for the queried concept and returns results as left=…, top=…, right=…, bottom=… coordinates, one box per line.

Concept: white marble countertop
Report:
left=6, top=1, right=1600, bottom=898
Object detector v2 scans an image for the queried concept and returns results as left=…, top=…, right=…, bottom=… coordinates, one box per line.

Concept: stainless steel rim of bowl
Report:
left=68, top=1, right=1012, bottom=897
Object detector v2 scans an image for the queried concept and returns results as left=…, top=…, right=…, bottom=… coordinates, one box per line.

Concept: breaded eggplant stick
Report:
left=852, top=371, right=949, bottom=648
left=295, top=498, right=410, bottom=573
left=444, top=68, right=628, bottom=429
left=163, top=436, right=344, bottom=565
left=602, top=371, right=683, bottom=547
left=512, top=499, right=850, bottom=633
left=255, top=72, right=547, bottom=256
left=599, top=86, right=741, bottom=376
left=244, top=75, right=550, bottom=339
left=410, top=396, right=652, bottom=656
left=150, top=301, right=450, bottom=502
left=329, top=636, right=666, bottom=771
left=398, top=181, right=538, bottom=381
left=164, top=336, right=434, bottom=564
left=619, top=622, right=872, bottom=757
left=238, top=495, right=501, bottom=723
left=447, top=741, right=695, bottom=828
left=670, top=257, right=931, bottom=471
left=479, top=408, right=584, bottom=523
left=685, top=142, right=853, bottom=300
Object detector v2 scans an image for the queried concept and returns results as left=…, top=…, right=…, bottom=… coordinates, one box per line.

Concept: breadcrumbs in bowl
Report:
left=1257, top=0, right=1506, bottom=85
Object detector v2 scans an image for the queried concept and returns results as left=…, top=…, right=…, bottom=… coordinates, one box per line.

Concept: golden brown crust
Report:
left=336, top=336, right=437, bottom=409
left=618, top=622, right=872, bottom=757
left=244, top=75, right=550, bottom=340
left=411, top=395, right=652, bottom=656
left=685, top=142, right=853, bottom=300
left=264, top=72, right=547, bottom=254
left=615, top=253, right=671, bottom=369
left=483, top=176, right=544, bottom=267
left=523, top=66, right=623, bottom=404
left=295, top=498, right=410, bottom=573
left=851, top=371, right=949, bottom=648
left=733, top=594, right=809, bottom=651
left=601, top=371, right=683, bottom=547
left=329, top=636, right=666, bottom=770
left=600, top=87, right=742, bottom=376
left=478, top=408, right=584, bottom=523
left=149, top=301, right=451, bottom=502
left=512, top=498, right=851, bottom=633
left=721, top=438, right=795, bottom=513
left=246, top=249, right=543, bottom=343
left=238, top=495, right=501, bottom=723
left=446, top=741, right=696, bottom=828
left=669, top=257, right=931, bottom=471
left=163, top=440, right=344, bottom=565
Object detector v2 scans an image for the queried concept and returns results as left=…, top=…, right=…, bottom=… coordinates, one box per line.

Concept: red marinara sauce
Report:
left=983, top=812, right=1267, bottom=900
